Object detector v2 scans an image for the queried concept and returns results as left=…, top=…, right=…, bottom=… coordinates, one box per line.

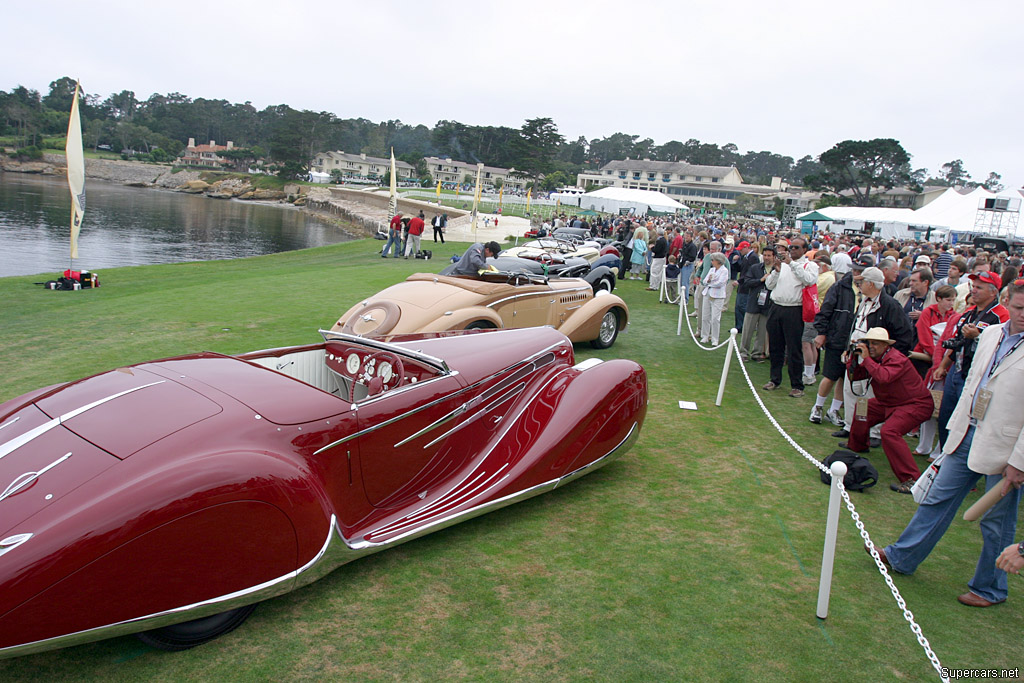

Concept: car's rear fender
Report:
left=419, top=306, right=503, bottom=332
left=557, top=295, right=628, bottom=343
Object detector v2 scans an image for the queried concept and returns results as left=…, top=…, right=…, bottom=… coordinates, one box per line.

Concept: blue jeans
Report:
left=382, top=231, right=401, bottom=258
left=937, top=368, right=965, bottom=449
left=678, top=263, right=695, bottom=305
left=734, top=292, right=748, bottom=333
left=884, top=428, right=1021, bottom=603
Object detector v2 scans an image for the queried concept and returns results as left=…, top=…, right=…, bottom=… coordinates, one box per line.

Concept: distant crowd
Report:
left=586, top=211, right=1024, bottom=611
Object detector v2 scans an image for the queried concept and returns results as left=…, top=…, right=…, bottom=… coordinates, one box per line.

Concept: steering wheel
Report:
left=348, top=351, right=405, bottom=402
left=507, top=272, right=532, bottom=286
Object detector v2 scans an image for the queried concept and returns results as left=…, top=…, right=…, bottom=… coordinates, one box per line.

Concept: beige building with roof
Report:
left=577, top=159, right=788, bottom=209
left=424, top=157, right=528, bottom=193
left=310, top=151, right=416, bottom=182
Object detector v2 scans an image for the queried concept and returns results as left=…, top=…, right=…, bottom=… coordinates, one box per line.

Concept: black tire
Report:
left=590, top=309, right=620, bottom=349
left=594, top=276, right=614, bottom=294
left=136, top=604, right=258, bottom=651
left=465, top=320, right=497, bottom=330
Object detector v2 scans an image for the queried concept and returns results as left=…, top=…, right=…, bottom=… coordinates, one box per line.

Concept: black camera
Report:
left=848, top=342, right=862, bottom=368
left=942, top=336, right=968, bottom=351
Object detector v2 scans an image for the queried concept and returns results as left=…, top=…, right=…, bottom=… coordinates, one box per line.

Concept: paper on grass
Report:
left=678, top=401, right=697, bottom=410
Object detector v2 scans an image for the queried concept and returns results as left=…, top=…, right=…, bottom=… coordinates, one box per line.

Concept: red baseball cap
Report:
left=968, top=271, right=1001, bottom=288
left=737, top=241, right=751, bottom=249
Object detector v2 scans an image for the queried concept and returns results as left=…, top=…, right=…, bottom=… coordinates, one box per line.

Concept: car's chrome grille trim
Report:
left=0, top=382, right=165, bottom=462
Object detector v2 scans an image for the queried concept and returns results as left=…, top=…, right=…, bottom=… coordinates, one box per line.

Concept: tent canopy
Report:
left=796, top=188, right=1024, bottom=239
left=578, top=187, right=687, bottom=216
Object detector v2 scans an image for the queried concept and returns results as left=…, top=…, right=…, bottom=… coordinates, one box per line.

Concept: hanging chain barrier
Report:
left=677, top=294, right=949, bottom=682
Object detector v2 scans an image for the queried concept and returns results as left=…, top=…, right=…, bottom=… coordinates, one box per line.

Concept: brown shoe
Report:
left=788, top=389, right=805, bottom=398
left=762, top=382, right=779, bottom=391
left=865, top=543, right=891, bottom=568
left=957, top=591, right=1004, bottom=608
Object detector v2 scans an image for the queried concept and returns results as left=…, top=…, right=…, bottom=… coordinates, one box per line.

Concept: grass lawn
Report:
left=1, top=240, right=1022, bottom=681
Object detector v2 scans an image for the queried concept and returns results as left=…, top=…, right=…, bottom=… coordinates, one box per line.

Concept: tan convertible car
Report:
left=332, top=269, right=629, bottom=349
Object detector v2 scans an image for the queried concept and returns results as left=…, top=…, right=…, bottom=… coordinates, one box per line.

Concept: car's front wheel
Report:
left=136, top=604, right=258, bottom=651
left=593, top=276, right=614, bottom=294
left=465, top=320, right=497, bottom=330
left=590, top=309, right=620, bottom=349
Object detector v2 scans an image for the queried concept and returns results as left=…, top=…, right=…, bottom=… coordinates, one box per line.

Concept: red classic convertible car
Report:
left=0, top=327, right=646, bottom=658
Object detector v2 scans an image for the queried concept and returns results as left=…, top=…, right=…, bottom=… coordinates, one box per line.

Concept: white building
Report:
left=310, top=151, right=416, bottom=182
left=577, top=159, right=787, bottom=209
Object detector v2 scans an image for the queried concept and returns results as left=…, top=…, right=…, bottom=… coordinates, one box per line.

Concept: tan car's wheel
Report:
left=590, top=309, right=619, bottom=349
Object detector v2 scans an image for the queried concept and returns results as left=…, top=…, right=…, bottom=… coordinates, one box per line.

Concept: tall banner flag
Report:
left=387, top=148, right=398, bottom=219
left=526, top=187, right=532, bottom=214
left=498, top=186, right=503, bottom=214
left=66, top=81, right=85, bottom=261
left=435, top=180, right=442, bottom=204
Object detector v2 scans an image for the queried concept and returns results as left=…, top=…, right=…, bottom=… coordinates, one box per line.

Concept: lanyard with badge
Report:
left=972, top=328, right=1024, bottom=422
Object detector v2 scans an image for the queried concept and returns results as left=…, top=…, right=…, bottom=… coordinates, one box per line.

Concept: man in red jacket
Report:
left=841, top=327, right=935, bottom=493
left=405, top=214, right=425, bottom=259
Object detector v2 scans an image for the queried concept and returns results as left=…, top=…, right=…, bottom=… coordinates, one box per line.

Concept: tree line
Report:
left=0, top=76, right=1007, bottom=201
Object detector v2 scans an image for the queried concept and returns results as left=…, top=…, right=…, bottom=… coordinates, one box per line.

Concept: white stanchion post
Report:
left=816, top=460, right=848, bottom=619
left=715, top=329, right=738, bottom=406
left=677, top=284, right=685, bottom=336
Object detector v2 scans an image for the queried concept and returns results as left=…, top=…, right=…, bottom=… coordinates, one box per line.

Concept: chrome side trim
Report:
left=573, top=358, right=604, bottom=371
left=555, top=421, right=639, bottom=489
left=0, top=514, right=336, bottom=661
left=0, top=533, right=33, bottom=559
left=0, top=417, right=19, bottom=432
left=0, top=452, right=72, bottom=503
left=0, top=419, right=639, bottom=661
left=486, top=286, right=590, bottom=310
left=0, top=382, right=165, bottom=462
left=314, top=343, right=564, bottom=456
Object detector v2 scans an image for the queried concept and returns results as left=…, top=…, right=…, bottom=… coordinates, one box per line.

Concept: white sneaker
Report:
left=802, top=374, right=817, bottom=386
left=809, top=405, right=823, bottom=424
left=825, top=409, right=843, bottom=427
left=688, top=311, right=698, bottom=318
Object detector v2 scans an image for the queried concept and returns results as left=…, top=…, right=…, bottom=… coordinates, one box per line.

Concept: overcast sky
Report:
left=4, top=0, right=1022, bottom=190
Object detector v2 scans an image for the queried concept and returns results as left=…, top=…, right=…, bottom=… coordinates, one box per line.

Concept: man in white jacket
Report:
left=763, top=238, right=818, bottom=397
left=874, top=281, right=1024, bottom=607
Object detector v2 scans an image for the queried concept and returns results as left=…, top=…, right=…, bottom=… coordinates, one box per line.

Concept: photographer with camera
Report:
left=933, top=271, right=1010, bottom=447
left=830, top=265, right=915, bottom=439
left=840, top=327, right=934, bottom=493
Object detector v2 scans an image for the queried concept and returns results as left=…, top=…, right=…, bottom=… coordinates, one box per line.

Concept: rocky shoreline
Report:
left=0, top=153, right=376, bottom=238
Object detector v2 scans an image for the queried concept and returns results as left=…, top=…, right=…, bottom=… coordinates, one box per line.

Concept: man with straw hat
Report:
left=840, top=326, right=934, bottom=493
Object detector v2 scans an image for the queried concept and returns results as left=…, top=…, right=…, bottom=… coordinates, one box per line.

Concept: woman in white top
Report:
left=701, top=252, right=730, bottom=345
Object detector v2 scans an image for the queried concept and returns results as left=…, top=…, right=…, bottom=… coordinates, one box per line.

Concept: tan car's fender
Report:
left=556, top=292, right=628, bottom=343
left=419, top=306, right=504, bottom=332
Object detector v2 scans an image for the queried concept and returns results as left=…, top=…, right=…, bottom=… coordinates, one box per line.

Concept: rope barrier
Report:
left=680, top=317, right=949, bottom=682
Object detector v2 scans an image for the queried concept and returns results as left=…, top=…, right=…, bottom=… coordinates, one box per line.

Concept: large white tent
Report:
left=578, top=187, right=687, bottom=215
left=796, top=188, right=1023, bottom=240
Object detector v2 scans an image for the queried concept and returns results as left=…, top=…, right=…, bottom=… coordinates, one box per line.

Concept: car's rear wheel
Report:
left=590, top=309, right=620, bottom=349
left=136, top=604, right=258, bottom=651
left=465, top=320, right=497, bottom=330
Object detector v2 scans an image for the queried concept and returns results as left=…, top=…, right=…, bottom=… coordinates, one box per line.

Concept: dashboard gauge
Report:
left=378, top=361, right=393, bottom=383
left=346, top=353, right=361, bottom=375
